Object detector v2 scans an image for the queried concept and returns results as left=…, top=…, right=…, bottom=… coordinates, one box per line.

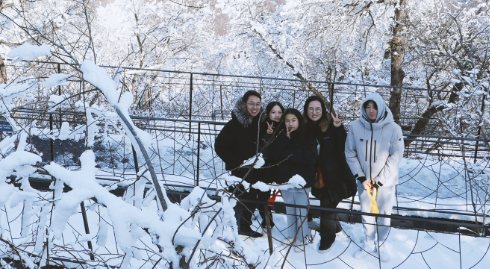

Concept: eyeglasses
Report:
left=308, top=107, right=322, bottom=113
left=247, top=102, right=261, bottom=107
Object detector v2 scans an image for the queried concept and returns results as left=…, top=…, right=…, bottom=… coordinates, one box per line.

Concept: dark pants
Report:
left=231, top=184, right=271, bottom=230
left=319, top=197, right=340, bottom=248
left=257, top=189, right=273, bottom=225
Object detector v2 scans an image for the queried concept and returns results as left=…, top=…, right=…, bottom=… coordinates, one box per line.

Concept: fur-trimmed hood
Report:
left=232, top=98, right=263, bottom=127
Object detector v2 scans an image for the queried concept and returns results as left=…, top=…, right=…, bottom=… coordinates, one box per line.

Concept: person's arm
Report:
left=373, top=126, right=404, bottom=186
left=215, top=123, right=242, bottom=170
left=345, top=125, right=365, bottom=180
left=332, top=123, right=347, bottom=151
left=267, top=132, right=290, bottom=163
left=279, top=136, right=317, bottom=165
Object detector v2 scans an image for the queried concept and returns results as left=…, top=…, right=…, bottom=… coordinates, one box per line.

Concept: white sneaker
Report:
left=378, top=243, right=390, bottom=262
left=353, top=241, right=376, bottom=259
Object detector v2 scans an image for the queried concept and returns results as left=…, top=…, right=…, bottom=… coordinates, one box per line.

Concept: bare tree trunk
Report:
left=0, top=55, right=6, bottom=84
left=389, top=0, right=408, bottom=125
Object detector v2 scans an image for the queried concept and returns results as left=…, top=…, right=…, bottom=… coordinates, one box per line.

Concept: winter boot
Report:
left=319, top=239, right=336, bottom=254
left=238, top=225, right=263, bottom=238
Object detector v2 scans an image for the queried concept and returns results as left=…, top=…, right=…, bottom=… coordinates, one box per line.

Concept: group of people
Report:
left=215, top=90, right=404, bottom=261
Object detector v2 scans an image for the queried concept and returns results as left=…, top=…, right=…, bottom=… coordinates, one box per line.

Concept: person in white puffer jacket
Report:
left=345, top=92, right=404, bottom=262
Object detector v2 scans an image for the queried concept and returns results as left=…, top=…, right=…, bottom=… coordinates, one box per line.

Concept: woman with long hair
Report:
left=268, top=108, right=317, bottom=252
left=257, top=101, right=285, bottom=229
left=303, top=95, right=356, bottom=253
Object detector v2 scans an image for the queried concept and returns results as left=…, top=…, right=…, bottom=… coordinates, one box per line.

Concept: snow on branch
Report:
left=7, top=43, right=51, bottom=63
left=44, top=150, right=201, bottom=266
left=80, top=60, right=168, bottom=212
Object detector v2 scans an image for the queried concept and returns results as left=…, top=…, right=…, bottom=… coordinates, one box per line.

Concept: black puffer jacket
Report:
left=267, top=111, right=317, bottom=188
left=215, top=100, right=262, bottom=183
left=309, top=122, right=357, bottom=202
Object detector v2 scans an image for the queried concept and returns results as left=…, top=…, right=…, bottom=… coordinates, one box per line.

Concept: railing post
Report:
left=189, top=73, right=193, bottom=138
left=348, top=196, right=355, bottom=223
left=474, top=94, right=486, bottom=164
left=196, top=122, right=201, bottom=187
left=220, top=85, right=224, bottom=120
left=58, top=63, right=62, bottom=128
left=50, top=114, right=54, bottom=162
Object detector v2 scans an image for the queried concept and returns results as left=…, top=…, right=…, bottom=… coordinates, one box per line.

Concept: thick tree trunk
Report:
left=389, top=0, right=408, bottom=125
left=0, top=42, right=6, bottom=83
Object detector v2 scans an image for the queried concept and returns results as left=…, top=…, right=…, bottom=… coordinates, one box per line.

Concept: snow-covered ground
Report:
left=3, top=193, right=489, bottom=269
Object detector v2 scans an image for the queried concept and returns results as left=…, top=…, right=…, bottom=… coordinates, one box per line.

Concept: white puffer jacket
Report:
left=345, top=93, right=404, bottom=187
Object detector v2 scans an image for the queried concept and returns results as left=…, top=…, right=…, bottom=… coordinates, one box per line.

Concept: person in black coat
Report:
left=303, top=95, right=357, bottom=252
left=267, top=108, right=317, bottom=251
left=215, top=90, right=265, bottom=238
left=260, top=101, right=285, bottom=183
left=258, top=101, right=285, bottom=229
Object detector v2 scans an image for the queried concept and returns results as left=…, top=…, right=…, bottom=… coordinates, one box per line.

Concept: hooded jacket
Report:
left=215, top=98, right=263, bottom=182
left=345, top=93, right=404, bottom=187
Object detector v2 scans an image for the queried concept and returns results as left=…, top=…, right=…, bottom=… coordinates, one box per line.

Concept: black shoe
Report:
left=319, top=240, right=334, bottom=253
left=318, top=239, right=335, bottom=254
left=239, top=226, right=263, bottom=238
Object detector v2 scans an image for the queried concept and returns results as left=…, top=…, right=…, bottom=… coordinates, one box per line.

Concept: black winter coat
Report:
left=215, top=112, right=261, bottom=183
left=311, top=122, right=357, bottom=202
left=267, top=130, right=317, bottom=188
left=259, top=120, right=284, bottom=184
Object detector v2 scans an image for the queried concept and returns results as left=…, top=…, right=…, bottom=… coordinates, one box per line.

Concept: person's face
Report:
left=307, top=100, right=322, bottom=122
left=285, top=114, right=299, bottom=132
left=246, top=95, right=261, bottom=117
left=269, top=105, right=283, bottom=122
left=365, top=101, right=378, bottom=121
